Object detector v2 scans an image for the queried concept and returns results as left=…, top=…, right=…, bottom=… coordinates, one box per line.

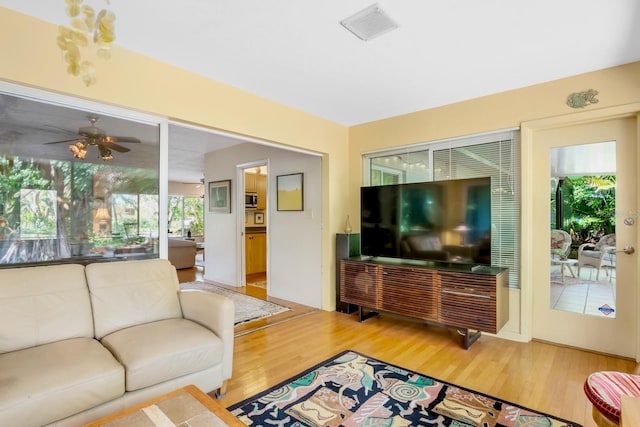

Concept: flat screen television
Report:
left=360, top=177, right=492, bottom=265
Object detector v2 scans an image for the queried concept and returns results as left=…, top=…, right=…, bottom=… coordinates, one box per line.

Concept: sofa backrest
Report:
left=0, top=264, right=93, bottom=354
left=168, top=238, right=197, bottom=248
left=85, top=258, right=183, bottom=339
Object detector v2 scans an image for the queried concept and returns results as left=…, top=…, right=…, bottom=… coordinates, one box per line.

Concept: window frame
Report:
left=0, top=81, right=169, bottom=265
left=362, top=128, right=521, bottom=288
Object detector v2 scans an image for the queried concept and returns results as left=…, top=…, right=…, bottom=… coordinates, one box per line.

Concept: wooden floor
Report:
left=215, top=310, right=635, bottom=426
left=176, top=266, right=319, bottom=336
left=176, top=266, right=635, bottom=426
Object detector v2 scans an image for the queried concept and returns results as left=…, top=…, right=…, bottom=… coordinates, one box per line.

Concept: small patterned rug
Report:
left=180, top=281, right=289, bottom=325
left=228, top=350, right=581, bottom=426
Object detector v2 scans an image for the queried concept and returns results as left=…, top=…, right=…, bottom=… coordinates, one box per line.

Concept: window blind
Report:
left=432, top=132, right=521, bottom=289
left=364, top=129, right=521, bottom=288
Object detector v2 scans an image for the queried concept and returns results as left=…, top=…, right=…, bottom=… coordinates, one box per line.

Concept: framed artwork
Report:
left=208, top=180, right=231, bottom=213
left=254, top=212, right=264, bottom=224
left=277, top=173, right=304, bottom=211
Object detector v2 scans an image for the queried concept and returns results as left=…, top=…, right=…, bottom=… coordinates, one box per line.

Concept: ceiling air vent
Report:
left=340, top=3, right=398, bottom=41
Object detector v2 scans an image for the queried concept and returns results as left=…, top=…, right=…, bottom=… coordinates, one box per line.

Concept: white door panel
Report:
left=531, top=118, right=637, bottom=357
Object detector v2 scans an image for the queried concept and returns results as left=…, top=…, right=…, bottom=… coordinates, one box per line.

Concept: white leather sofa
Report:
left=0, top=258, right=234, bottom=427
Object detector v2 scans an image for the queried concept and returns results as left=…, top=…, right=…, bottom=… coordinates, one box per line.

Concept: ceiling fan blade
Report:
left=98, top=139, right=130, bottom=153
left=108, top=136, right=141, bottom=143
left=44, top=137, right=86, bottom=145
left=41, top=115, right=140, bottom=158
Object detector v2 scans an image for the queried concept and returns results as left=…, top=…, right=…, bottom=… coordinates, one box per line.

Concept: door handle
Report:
left=616, top=246, right=635, bottom=255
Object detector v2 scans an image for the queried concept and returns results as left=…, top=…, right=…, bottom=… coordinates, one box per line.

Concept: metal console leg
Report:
left=462, top=329, right=482, bottom=349
left=358, top=306, right=379, bottom=322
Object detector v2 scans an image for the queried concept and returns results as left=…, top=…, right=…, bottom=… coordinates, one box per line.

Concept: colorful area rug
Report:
left=228, top=350, right=581, bottom=426
left=180, top=281, right=289, bottom=325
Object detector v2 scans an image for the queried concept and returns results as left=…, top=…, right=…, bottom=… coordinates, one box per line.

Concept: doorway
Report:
left=529, top=117, right=637, bottom=358
left=242, top=163, right=268, bottom=299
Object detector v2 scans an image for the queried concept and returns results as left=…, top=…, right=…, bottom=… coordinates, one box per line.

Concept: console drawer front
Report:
left=438, top=272, right=497, bottom=333
left=380, top=265, right=437, bottom=321
left=340, top=261, right=380, bottom=308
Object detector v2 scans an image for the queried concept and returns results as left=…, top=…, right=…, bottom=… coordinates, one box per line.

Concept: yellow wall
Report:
left=0, top=8, right=349, bottom=310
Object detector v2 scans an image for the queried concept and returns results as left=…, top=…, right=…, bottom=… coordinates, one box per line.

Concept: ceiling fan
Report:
left=44, top=114, right=141, bottom=160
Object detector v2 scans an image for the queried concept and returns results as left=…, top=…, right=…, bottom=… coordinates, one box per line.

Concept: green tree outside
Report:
left=552, top=175, right=615, bottom=250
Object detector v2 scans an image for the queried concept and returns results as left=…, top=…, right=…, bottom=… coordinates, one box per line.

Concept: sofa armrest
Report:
left=178, top=290, right=234, bottom=380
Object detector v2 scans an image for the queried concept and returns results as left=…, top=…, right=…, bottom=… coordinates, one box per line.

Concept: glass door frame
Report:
left=521, top=104, right=640, bottom=359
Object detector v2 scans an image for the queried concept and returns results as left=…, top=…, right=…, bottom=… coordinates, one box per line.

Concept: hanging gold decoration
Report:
left=56, top=0, right=115, bottom=86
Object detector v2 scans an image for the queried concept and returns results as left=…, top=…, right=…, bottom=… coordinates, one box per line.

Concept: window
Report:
left=0, top=88, right=163, bottom=266
left=168, top=195, right=204, bottom=237
left=363, top=129, right=521, bottom=288
left=0, top=155, right=160, bottom=265
left=368, top=150, right=430, bottom=185
left=111, top=193, right=160, bottom=241
left=19, top=189, right=57, bottom=239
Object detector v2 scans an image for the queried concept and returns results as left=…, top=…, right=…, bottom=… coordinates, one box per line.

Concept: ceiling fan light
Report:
left=47, top=114, right=139, bottom=160
left=98, top=145, right=113, bottom=161
left=69, top=142, right=87, bottom=159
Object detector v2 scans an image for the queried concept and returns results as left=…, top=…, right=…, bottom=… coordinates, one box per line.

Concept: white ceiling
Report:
left=1, top=1, right=639, bottom=181
left=167, top=124, right=247, bottom=182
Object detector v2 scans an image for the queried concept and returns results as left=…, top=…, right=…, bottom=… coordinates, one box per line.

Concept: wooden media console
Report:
left=340, top=256, right=509, bottom=349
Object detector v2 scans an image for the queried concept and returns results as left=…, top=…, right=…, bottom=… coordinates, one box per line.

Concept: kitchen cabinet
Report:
left=245, top=172, right=257, bottom=193
left=245, top=232, right=266, bottom=274
left=245, top=172, right=267, bottom=210
left=256, top=174, right=267, bottom=210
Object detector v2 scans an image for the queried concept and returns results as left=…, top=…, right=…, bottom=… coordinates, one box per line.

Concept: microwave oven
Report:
left=245, top=192, right=258, bottom=209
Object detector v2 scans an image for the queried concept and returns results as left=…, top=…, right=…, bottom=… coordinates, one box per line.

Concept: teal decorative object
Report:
left=567, top=89, right=599, bottom=108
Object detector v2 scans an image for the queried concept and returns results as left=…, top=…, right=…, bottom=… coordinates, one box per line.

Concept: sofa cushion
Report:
left=0, top=264, right=93, bottom=354
left=86, top=259, right=183, bottom=339
left=0, top=337, right=124, bottom=427
left=100, top=318, right=223, bottom=391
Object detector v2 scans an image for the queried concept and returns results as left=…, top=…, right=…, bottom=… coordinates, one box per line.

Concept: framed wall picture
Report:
left=254, top=212, right=264, bottom=224
left=208, top=180, right=231, bottom=213
left=277, top=173, right=303, bottom=211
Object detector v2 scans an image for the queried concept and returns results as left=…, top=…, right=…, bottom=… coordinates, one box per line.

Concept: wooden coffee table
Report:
left=84, top=384, right=245, bottom=426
